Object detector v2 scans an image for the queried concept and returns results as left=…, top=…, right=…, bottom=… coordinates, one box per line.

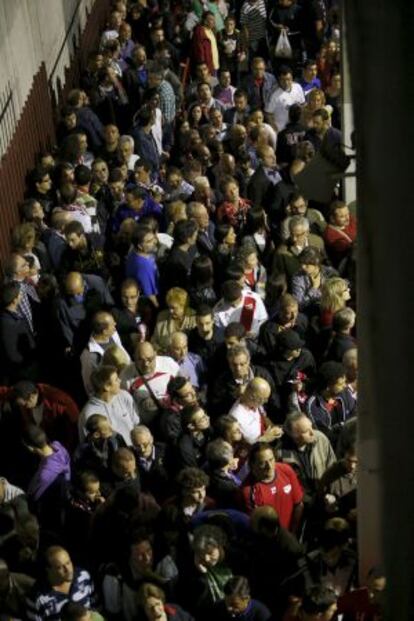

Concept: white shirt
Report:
left=265, top=83, right=305, bottom=131
left=229, top=401, right=263, bottom=444
left=121, top=355, right=179, bottom=408
left=213, top=290, right=268, bottom=337
left=80, top=332, right=131, bottom=397
left=79, top=390, right=140, bottom=445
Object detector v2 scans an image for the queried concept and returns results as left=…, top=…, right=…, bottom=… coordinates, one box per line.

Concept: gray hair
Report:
left=289, top=215, right=310, bottom=233
left=120, top=135, right=135, bottom=149
left=227, top=344, right=250, bottom=361
left=206, top=438, right=233, bottom=468
left=284, top=410, right=308, bottom=434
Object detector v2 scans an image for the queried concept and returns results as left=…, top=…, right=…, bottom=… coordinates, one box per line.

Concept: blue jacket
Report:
left=111, top=196, right=163, bottom=233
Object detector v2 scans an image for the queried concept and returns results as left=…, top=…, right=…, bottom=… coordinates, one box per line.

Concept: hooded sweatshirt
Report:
left=28, top=441, right=71, bottom=501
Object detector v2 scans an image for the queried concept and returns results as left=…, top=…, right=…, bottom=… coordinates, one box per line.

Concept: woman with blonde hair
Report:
left=11, top=222, right=45, bottom=272
left=101, top=344, right=131, bottom=373
left=320, top=277, right=351, bottom=328
left=151, top=288, right=196, bottom=354
left=301, top=88, right=326, bottom=127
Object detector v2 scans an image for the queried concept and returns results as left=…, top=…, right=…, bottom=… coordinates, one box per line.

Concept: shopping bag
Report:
left=275, top=29, right=292, bottom=59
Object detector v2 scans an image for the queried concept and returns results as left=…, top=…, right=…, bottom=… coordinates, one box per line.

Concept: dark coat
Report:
left=0, top=310, right=38, bottom=382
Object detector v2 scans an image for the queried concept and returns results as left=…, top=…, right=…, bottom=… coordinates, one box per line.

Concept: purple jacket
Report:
left=28, top=441, right=71, bottom=501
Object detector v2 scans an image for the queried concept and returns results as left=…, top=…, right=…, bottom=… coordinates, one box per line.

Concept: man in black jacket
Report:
left=130, top=425, right=170, bottom=502
left=208, top=344, right=281, bottom=421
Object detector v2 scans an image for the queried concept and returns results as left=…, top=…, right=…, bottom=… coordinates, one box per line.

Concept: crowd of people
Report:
left=0, top=0, right=384, bottom=620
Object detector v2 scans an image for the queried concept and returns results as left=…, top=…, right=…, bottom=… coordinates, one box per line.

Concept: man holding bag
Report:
left=265, top=65, right=305, bottom=131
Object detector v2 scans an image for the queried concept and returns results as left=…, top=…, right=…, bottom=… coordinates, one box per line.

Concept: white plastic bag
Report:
left=275, top=29, right=292, bottom=59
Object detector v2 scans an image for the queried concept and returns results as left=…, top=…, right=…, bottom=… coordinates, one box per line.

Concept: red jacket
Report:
left=323, top=215, right=357, bottom=266
left=191, top=25, right=215, bottom=74
left=0, top=383, right=79, bottom=451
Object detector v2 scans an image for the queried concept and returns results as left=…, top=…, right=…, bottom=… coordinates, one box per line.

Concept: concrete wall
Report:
left=0, top=0, right=95, bottom=124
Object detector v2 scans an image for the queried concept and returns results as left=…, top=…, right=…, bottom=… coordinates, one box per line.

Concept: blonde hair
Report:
left=167, top=201, right=187, bottom=224
left=101, top=344, right=130, bottom=372
left=166, top=287, right=189, bottom=309
left=308, top=88, right=326, bottom=108
left=320, top=277, right=348, bottom=314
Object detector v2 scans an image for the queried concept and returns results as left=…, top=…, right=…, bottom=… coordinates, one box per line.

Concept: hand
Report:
left=310, top=273, right=321, bottom=289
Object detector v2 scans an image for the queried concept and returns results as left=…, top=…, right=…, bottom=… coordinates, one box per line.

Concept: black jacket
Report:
left=0, top=310, right=38, bottom=382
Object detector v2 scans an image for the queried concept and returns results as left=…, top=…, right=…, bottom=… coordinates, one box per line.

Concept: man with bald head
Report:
left=25, top=545, right=96, bottom=619
left=55, top=272, right=114, bottom=353
left=121, top=341, right=179, bottom=424
left=169, top=331, right=205, bottom=390
left=228, top=377, right=283, bottom=444
left=80, top=310, right=130, bottom=396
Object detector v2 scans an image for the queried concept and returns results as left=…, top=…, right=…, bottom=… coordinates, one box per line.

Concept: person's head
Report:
left=342, top=347, right=358, bottom=382
left=90, top=365, right=121, bottom=397
left=131, top=425, right=154, bottom=459
left=0, top=281, right=22, bottom=310
left=234, top=89, right=248, bottom=113
left=169, top=331, right=189, bottom=362
left=312, top=108, right=330, bottom=136
left=217, top=415, right=243, bottom=444
left=278, top=66, right=293, bottom=91
left=195, top=62, right=211, bottom=82
left=222, top=280, right=243, bottom=306
left=11, top=380, right=39, bottom=408
left=288, top=192, right=308, bottom=216
left=111, top=447, right=137, bottom=480
left=134, top=158, right=152, bottom=184
left=215, top=223, right=237, bottom=246
left=308, top=88, right=326, bottom=110
left=4, top=252, right=31, bottom=283
left=132, top=44, right=147, bottom=67
left=195, top=304, right=214, bottom=338
left=202, top=10, right=216, bottom=30
left=332, top=307, right=356, bottom=333
left=182, top=404, right=210, bottom=434
left=224, top=323, right=246, bottom=351
left=120, top=278, right=140, bottom=312
left=303, top=60, right=318, bottom=82
left=90, top=310, right=117, bottom=341
left=197, top=81, right=212, bottom=103
left=76, top=471, right=102, bottom=503
left=249, top=443, right=276, bottom=483
left=317, top=361, right=347, bottom=396
left=19, top=198, right=45, bottom=224
left=127, top=186, right=147, bottom=213
left=252, top=57, right=266, bottom=80
left=242, top=378, right=272, bottom=409
left=288, top=102, right=303, bottom=124
left=301, top=585, right=338, bottom=621
left=176, top=467, right=209, bottom=506
left=343, top=443, right=358, bottom=475
left=104, top=123, right=120, bottom=146
left=258, top=145, right=277, bottom=169
left=284, top=411, right=315, bottom=447
left=64, top=220, right=87, bottom=250
left=135, top=341, right=157, bottom=375
left=224, top=14, right=236, bottom=32
left=299, top=246, right=322, bottom=278
left=85, top=413, right=113, bottom=441
left=167, top=376, right=197, bottom=407
left=289, top=215, right=310, bottom=247
left=92, top=158, right=109, bottom=185
left=22, top=424, right=49, bottom=455
left=192, top=524, right=226, bottom=568
left=119, top=135, right=135, bottom=163
left=250, top=505, right=280, bottom=537
left=130, top=534, right=154, bottom=572
left=187, top=201, right=209, bottom=231
left=227, top=345, right=250, bottom=379
left=31, top=166, right=52, bottom=194
left=224, top=576, right=251, bottom=616
left=44, top=546, right=74, bottom=586
left=61, top=602, right=93, bottom=621
left=173, top=219, right=198, bottom=248
left=137, top=583, right=166, bottom=621
left=223, top=178, right=240, bottom=204
left=131, top=224, right=157, bottom=255
left=329, top=200, right=350, bottom=228
left=219, top=69, right=232, bottom=88
left=366, top=566, right=386, bottom=606
left=165, top=287, right=189, bottom=321
left=320, top=277, right=351, bottom=313
left=206, top=437, right=235, bottom=471
left=119, top=20, right=132, bottom=41
left=11, top=223, right=37, bottom=253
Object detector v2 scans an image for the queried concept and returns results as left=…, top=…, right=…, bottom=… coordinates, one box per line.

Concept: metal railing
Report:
left=0, top=82, right=17, bottom=159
